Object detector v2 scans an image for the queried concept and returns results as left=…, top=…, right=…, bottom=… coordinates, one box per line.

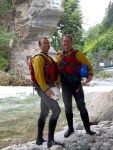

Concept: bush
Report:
left=0, top=26, right=18, bottom=49
left=0, top=57, right=8, bottom=71
left=8, top=70, right=15, bottom=77
left=100, top=71, right=112, bottom=78
left=0, top=0, right=13, bottom=14
left=0, top=26, right=19, bottom=72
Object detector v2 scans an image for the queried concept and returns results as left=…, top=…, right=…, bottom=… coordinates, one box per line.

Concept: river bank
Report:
left=1, top=80, right=113, bottom=149
left=2, top=121, right=113, bottom=150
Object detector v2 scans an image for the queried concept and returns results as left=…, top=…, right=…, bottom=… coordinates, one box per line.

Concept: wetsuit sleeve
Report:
left=32, top=55, right=49, bottom=91
left=76, top=51, right=94, bottom=76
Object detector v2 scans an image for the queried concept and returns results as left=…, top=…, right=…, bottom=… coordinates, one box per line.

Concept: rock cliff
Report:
left=10, top=0, right=64, bottom=80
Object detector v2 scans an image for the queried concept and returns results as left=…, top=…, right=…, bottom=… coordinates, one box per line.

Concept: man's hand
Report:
left=46, top=89, right=54, bottom=97
left=86, top=75, right=93, bottom=83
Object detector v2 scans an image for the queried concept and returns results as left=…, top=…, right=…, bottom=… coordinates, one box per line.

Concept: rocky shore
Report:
left=2, top=120, right=113, bottom=150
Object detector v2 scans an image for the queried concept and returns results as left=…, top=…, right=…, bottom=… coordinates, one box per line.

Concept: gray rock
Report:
left=50, top=145, right=63, bottom=150
left=89, top=90, right=113, bottom=122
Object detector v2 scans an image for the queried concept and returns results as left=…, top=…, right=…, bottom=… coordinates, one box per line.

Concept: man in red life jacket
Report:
left=32, top=37, right=61, bottom=148
left=56, top=34, right=96, bottom=138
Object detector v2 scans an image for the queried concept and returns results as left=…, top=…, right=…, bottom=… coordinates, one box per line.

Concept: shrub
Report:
left=0, top=57, right=8, bottom=71
left=0, top=0, right=13, bottom=14
left=100, top=71, right=112, bottom=78
left=0, top=26, right=18, bottom=49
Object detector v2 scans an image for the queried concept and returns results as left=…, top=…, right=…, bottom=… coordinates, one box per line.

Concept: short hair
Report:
left=38, top=37, right=48, bottom=46
left=62, top=34, right=72, bottom=41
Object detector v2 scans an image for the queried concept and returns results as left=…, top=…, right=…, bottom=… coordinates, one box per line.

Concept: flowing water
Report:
left=0, top=86, right=67, bottom=149
left=0, top=80, right=113, bottom=149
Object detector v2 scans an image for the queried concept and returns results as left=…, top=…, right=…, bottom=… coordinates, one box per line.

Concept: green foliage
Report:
left=0, top=25, right=18, bottom=71
left=0, top=25, right=18, bottom=50
left=0, top=51, right=9, bottom=71
left=85, top=51, right=95, bottom=66
left=95, top=26, right=113, bottom=52
left=0, top=0, right=13, bottom=14
left=8, top=70, right=15, bottom=77
left=94, top=71, right=112, bottom=79
left=83, top=40, right=98, bottom=53
left=61, top=0, right=83, bottom=45
left=83, top=24, right=100, bottom=44
left=101, top=1, right=113, bottom=32
left=100, top=71, right=112, bottom=78
left=83, top=23, right=113, bottom=62
left=51, top=29, right=63, bottom=51
left=0, top=57, right=8, bottom=71
left=100, top=28, right=113, bottom=49
left=0, top=1, right=19, bottom=72
left=52, top=0, right=83, bottom=50
left=0, top=50, right=9, bottom=59
left=51, top=36, right=63, bottom=51
left=83, top=1, right=113, bottom=65
left=83, top=24, right=101, bottom=63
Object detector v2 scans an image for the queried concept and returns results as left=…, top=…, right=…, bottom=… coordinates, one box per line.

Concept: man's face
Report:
left=62, top=36, right=72, bottom=51
left=39, top=39, right=50, bottom=53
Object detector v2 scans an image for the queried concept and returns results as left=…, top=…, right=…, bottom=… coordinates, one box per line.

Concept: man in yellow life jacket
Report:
left=56, top=34, right=96, bottom=138
left=32, top=37, right=61, bottom=148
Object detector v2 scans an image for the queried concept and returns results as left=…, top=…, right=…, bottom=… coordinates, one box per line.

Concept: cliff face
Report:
left=10, top=0, right=64, bottom=79
left=94, top=48, right=113, bottom=71
left=13, top=0, right=64, bottom=43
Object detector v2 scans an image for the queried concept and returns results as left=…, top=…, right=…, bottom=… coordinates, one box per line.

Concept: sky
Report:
left=80, top=0, right=111, bottom=30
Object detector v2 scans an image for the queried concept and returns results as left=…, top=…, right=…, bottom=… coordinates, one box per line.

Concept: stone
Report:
left=88, top=90, right=113, bottom=122
left=50, top=145, right=63, bottom=150
left=3, top=120, right=113, bottom=150
left=13, top=0, right=64, bottom=43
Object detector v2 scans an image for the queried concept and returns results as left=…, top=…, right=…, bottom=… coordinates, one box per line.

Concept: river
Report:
left=0, top=80, right=113, bottom=149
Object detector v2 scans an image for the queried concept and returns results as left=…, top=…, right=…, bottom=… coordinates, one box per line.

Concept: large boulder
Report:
left=88, top=90, right=113, bottom=122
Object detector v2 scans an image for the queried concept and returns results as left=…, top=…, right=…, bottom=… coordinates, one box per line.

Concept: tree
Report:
left=51, top=0, right=83, bottom=50
left=100, top=1, right=113, bottom=33
left=105, top=1, right=113, bottom=29
left=83, top=24, right=100, bottom=44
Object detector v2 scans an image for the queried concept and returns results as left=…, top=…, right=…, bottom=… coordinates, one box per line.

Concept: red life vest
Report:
left=58, top=50, right=81, bottom=74
left=29, top=53, right=58, bottom=84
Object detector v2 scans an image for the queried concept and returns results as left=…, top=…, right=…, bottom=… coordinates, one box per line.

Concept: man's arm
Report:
left=76, top=50, right=94, bottom=76
left=32, top=55, right=49, bottom=91
left=76, top=51, right=94, bottom=83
